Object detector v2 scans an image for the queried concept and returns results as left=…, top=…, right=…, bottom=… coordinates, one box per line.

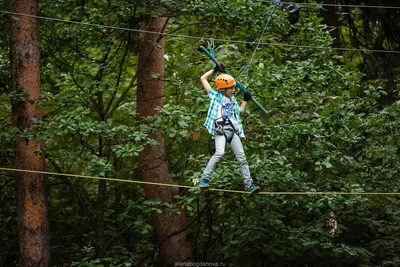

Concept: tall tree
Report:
left=340, top=0, right=400, bottom=79
left=322, top=0, right=340, bottom=47
left=136, top=7, right=193, bottom=266
left=321, top=0, right=400, bottom=102
left=10, top=0, right=50, bottom=266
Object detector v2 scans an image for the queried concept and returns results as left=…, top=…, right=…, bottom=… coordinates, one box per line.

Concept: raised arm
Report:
left=240, top=92, right=252, bottom=111
left=240, top=100, right=248, bottom=111
left=200, top=69, right=215, bottom=94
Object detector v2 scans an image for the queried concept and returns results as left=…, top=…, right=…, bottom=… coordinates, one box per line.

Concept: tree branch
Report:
left=134, top=195, right=217, bottom=266
left=106, top=17, right=170, bottom=118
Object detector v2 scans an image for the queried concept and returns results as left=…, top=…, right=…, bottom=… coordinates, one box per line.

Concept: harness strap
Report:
left=215, top=96, right=239, bottom=144
left=215, top=117, right=238, bottom=144
left=225, top=131, right=235, bottom=144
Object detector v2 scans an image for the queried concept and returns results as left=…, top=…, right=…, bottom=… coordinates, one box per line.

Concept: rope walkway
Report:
left=1, top=10, right=400, bottom=54
left=1, top=167, right=400, bottom=196
left=1, top=2, right=400, bottom=197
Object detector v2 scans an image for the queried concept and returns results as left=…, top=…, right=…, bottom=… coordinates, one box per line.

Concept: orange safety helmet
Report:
left=215, top=74, right=236, bottom=90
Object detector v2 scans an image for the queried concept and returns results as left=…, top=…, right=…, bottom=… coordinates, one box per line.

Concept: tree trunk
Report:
left=95, top=177, right=106, bottom=258
left=322, top=0, right=340, bottom=47
left=136, top=8, right=193, bottom=266
left=10, top=0, right=51, bottom=266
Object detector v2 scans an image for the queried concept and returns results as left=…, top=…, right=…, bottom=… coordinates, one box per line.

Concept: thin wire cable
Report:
left=1, top=10, right=400, bottom=54
left=1, top=167, right=400, bottom=196
left=255, top=0, right=400, bottom=9
left=242, top=5, right=276, bottom=78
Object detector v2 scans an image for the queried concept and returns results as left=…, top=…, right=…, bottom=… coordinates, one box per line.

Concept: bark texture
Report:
left=322, top=0, right=339, bottom=47
left=10, top=0, right=50, bottom=266
left=136, top=9, right=193, bottom=266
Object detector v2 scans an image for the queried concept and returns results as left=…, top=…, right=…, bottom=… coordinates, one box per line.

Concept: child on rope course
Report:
left=198, top=67, right=260, bottom=195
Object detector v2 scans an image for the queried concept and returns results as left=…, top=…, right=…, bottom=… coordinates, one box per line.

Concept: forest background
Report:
left=1, top=0, right=400, bottom=266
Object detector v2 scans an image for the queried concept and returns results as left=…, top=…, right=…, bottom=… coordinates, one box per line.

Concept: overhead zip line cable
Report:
left=1, top=10, right=400, bottom=54
left=241, top=4, right=276, bottom=78
left=2, top=167, right=400, bottom=196
left=255, top=0, right=400, bottom=9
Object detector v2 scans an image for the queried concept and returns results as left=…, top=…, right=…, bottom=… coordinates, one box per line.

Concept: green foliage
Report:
left=70, top=257, right=134, bottom=267
left=2, top=0, right=400, bottom=266
left=162, top=2, right=400, bottom=266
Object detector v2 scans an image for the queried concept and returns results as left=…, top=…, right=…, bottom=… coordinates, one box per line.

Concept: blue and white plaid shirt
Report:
left=203, top=89, right=245, bottom=138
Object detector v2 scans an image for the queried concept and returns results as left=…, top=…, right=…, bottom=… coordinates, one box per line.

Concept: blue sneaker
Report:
left=247, top=184, right=260, bottom=196
left=198, top=178, right=210, bottom=188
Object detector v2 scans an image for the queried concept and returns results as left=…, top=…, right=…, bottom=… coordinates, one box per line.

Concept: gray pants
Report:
left=202, top=125, right=254, bottom=189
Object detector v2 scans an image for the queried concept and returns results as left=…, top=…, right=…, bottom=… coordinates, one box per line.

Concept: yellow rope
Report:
left=1, top=167, right=400, bottom=196
left=0, top=167, right=247, bottom=194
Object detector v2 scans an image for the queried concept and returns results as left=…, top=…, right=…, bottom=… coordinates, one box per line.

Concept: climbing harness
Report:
left=215, top=116, right=239, bottom=144
left=214, top=94, right=239, bottom=144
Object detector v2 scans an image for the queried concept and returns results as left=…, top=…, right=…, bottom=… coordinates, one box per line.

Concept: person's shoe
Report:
left=247, top=184, right=260, bottom=196
left=198, top=178, right=210, bottom=188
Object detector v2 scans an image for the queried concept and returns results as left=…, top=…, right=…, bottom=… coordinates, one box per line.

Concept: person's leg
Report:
left=229, top=134, right=254, bottom=189
left=201, top=134, right=226, bottom=183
